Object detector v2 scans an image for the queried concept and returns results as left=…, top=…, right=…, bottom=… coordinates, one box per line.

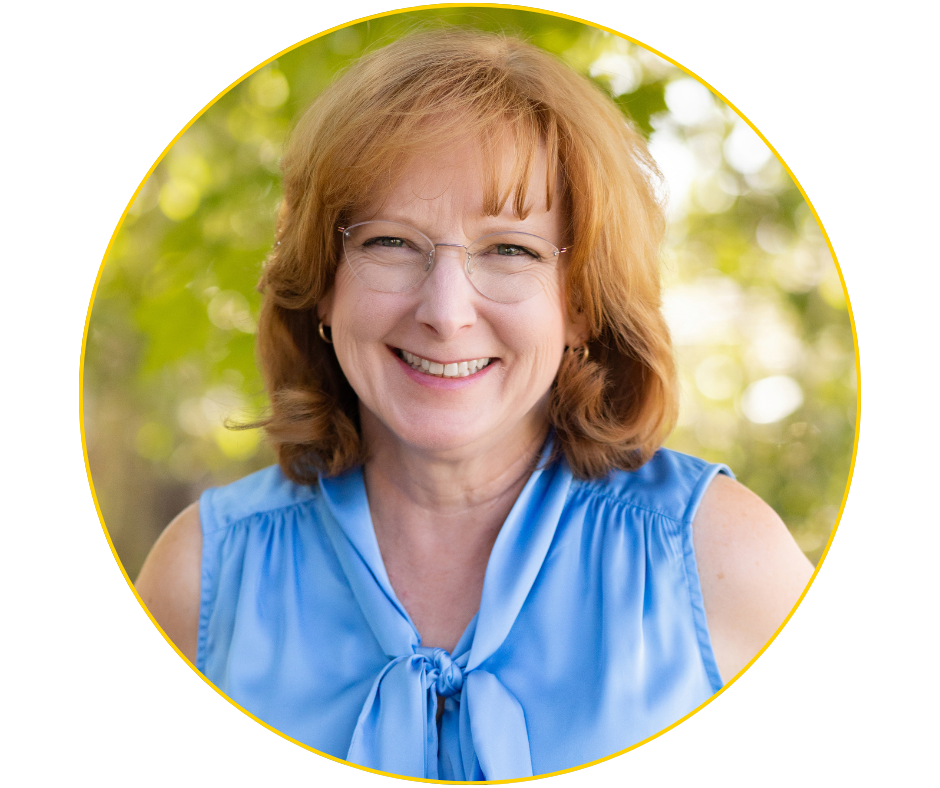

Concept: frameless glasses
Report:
left=338, top=221, right=569, bottom=304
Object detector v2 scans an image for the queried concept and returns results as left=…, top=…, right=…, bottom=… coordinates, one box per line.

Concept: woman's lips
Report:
left=394, top=347, right=495, bottom=378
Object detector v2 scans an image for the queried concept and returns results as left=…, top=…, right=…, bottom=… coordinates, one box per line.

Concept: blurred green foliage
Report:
left=82, top=7, right=857, bottom=579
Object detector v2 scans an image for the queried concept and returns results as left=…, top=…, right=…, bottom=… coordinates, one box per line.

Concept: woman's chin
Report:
left=390, top=421, right=493, bottom=456
left=368, top=405, right=514, bottom=457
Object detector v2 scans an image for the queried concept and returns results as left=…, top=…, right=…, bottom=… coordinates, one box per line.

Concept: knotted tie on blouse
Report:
left=417, top=647, right=465, bottom=697
left=316, top=451, right=573, bottom=780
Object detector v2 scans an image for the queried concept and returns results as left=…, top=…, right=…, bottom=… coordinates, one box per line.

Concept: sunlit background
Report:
left=82, top=8, right=857, bottom=580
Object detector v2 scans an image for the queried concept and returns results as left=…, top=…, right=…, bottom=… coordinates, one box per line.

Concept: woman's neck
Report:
left=358, top=408, right=549, bottom=651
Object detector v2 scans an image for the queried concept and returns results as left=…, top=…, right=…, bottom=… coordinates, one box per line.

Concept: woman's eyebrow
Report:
left=363, top=209, right=553, bottom=231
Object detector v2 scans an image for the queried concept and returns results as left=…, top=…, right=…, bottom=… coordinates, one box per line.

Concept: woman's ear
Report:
left=564, top=309, right=590, bottom=349
left=317, top=288, right=335, bottom=326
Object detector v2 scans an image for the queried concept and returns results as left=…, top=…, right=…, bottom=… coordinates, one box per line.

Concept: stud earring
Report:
left=318, top=320, right=333, bottom=344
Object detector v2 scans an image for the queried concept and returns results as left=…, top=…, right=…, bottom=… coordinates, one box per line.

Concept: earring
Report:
left=318, top=320, right=333, bottom=344
left=567, top=344, right=589, bottom=362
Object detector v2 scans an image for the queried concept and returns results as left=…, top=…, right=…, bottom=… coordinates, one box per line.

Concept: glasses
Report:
left=338, top=221, right=569, bottom=304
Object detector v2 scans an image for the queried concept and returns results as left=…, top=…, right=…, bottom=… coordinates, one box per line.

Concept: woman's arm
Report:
left=134, top=502, right=203, bottom=664
left=693, top=475, right=814, bottom=683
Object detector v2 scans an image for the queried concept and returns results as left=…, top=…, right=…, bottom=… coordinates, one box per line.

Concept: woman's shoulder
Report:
left=571, top=447, right=731, bottom=524
left=199, top=464, right=321, bottom=533
left=134, top=465, right=333, bottom=664
left=570, top=448, right=814, bottom=682
left=691, top=472, right=814, bottom=681
left=135, top=502, right=203, bottom=663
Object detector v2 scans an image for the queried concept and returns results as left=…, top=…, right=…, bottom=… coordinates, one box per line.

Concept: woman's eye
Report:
left=495, top=244, right=536, bottom=257
left=363, top=236, right=407, bottom=248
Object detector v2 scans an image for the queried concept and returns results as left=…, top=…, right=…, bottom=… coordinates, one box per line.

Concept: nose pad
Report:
left=420, top=244, right=479, bottom=311
left=414, top=245, right=478, bottom=337
left=427, top=244, right=474, bottom=288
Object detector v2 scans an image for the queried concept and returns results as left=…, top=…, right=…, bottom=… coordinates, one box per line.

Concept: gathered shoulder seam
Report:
left=566, top=478, right=684, bottom=524
left=202, top=486, right=321, bottom=535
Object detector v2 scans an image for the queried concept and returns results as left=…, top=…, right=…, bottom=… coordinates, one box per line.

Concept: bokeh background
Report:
left=82, top=7, right=857, bottom=581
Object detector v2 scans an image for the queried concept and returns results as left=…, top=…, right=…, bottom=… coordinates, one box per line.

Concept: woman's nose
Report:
left=413, top=246, right=478, bottom=339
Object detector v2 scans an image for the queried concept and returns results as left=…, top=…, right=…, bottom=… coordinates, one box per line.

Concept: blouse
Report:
left=197, top=445, right=729, bottom=780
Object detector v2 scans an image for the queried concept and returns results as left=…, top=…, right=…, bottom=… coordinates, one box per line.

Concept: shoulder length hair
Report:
left=256, top=28, right=678, bottom=481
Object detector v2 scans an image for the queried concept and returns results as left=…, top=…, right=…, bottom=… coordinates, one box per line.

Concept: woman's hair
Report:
left=257, top=28, right=678, bottom=481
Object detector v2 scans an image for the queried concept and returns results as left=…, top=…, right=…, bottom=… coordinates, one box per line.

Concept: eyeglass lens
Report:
left=341, top=221, right=561, bottom=304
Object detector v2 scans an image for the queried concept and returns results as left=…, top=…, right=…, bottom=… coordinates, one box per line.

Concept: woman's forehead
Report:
left=354, top=135, right=557, bottom=221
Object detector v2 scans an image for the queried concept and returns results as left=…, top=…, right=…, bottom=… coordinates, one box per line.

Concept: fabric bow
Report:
left=417, top=647, right=465, bottom=697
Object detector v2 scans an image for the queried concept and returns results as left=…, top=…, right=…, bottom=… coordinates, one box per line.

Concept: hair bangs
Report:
left=338, top=84, right=562, bottom=224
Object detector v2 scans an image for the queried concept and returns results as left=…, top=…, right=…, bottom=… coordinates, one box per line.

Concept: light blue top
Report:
left=198, top=446, right=729, bottom=780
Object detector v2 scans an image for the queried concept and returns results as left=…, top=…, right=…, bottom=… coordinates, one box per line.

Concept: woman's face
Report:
left=320, top=136, right=586, bottom=459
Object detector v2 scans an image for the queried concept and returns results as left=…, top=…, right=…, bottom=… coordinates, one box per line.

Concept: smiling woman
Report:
left=134, top=28, right=814, bottom=781
left=324, top=137, right=580, bottom=475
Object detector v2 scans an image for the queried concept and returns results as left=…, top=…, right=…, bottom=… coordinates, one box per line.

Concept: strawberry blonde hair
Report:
left=257, top=28, right=678, bottom=481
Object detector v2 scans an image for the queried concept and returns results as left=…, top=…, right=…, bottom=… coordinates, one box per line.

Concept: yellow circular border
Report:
left=79, top=4, right=861, bottom=783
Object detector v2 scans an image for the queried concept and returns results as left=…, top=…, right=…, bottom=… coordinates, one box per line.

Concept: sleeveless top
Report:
left=197, top=447, right=729, bottom=780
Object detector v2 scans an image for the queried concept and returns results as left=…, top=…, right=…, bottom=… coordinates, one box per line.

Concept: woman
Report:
left=136, top=30, right=813, bottom=780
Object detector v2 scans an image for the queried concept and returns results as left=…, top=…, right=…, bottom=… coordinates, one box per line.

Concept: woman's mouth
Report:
left=395, top=348, right=493, bottom=378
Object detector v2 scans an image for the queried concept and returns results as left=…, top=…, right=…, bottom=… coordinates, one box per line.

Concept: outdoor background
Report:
left=82, top=7, right=857, bottom=581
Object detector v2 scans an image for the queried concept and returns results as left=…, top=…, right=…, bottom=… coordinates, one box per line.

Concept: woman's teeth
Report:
left=400, top=350, right=491, bottom=378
